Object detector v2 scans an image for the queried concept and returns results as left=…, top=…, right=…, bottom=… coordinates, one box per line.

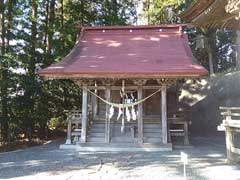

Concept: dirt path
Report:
left=0, top=137, right=239, bottom=180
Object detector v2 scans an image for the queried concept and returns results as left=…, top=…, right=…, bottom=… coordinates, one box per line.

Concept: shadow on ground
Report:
left=0, top=137, right=239, bottom=180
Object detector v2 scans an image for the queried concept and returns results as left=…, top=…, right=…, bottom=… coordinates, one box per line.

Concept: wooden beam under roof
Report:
left=180, top=0, right=240, bottom=29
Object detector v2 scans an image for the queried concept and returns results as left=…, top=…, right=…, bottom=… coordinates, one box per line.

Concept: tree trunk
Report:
left=48, top=0, right=55, bottom=48
left=39, top=122, right=48, bottom=140
left=206, top=29, right=217, bottom=74
left=60, top=0, right=63, bottom=29
left=26, top=0, right=38, bottom=142
left=112, top=0, right=118, bottom=24
left=146, top=0, right=150, bottom=24
left=29, top=0, right=37, bottom=76
left=27, top=126, right=32, bottom=143
left=46, top=0, right=55, bottom=65
left=0, top=0, right=4, bottom=144
left=44, top=0, right=49, bottom=47
left=80, top=0, right=84, bottom=25
left=0, top=0, right=5, bottom=54
left=0, top=0, right=9, bottom=144
left=6, top=0, right=14, bottom=48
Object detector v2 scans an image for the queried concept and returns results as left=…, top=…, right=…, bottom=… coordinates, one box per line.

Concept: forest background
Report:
left=0, top=0, right=238, bottom=144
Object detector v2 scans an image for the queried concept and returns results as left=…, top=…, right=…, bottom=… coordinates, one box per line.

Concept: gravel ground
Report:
left=0, top=136, right=240, bottom=180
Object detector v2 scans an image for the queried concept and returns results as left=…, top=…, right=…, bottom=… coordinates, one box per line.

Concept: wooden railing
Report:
left=219, top=107, right=240, bottom=163
left=65, top=108, right=95, bottom=145
left=65, top=110, right=82, bottom=144
left=168, top=117, right=190, bottom=145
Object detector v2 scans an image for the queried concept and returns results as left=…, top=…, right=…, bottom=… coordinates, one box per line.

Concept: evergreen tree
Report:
left=0, top=0, right=138, bottom=144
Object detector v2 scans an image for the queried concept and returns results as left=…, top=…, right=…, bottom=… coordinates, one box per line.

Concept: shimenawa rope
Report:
left=84, top=87, right=162, bottom=108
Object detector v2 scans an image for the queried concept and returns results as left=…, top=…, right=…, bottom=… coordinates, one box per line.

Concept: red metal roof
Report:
left=38, top=25, right=208, bottom=79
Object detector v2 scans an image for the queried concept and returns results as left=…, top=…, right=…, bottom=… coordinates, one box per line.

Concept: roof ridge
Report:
left=77, top=24, right=188, bottom=31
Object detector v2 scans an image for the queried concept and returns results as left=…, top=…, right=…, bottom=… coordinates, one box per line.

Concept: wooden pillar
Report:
left=161, top=84, right=168, bottom=144
left=225, top=110, right=233, bottom=161
left=105, top=84, right=111, bottom=143
left=142, top=90, right=146, bottom=117
left=81, top=84, right=88, bottom=143
left=226, top=127, right=233, bottom=161
left=65, top=119, right=72, bottom=144
left=92, top=94, right=97, bottom=120
left=138, top=84, right=143, bottom=144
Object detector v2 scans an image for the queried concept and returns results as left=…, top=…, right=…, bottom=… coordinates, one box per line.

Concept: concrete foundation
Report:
left=59, top=143, right=173, bottom=152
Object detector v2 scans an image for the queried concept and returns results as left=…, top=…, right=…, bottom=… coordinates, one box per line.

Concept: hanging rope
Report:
left=85, top=86, right=162, bottom=134
left=84, top=87, right=162, bottom=108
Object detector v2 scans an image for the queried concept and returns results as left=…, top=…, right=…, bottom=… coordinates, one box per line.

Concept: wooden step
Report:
left=144, top=137, right=162, bottom=143
left=88, top=137, right=105, bottom=143
left=143, top=143, right=169, bottom=148
left=91, top=124, right=105, bottom=128
left=143, top=121, right=161, bottom=124
left=88, top=121, right=163, bottom=144
left=91, top=120, right=105, bottom=124
left=143, top=124, right=161, bottom=128
left=88, top=132, right=105, bottom=137
left=111, top=137, right=138, bottom=143
left=144, top=132, right=162, bottom=138
left=89, top=128, right=105, bottom=133
left=143, top=128, right=162, bottom=134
